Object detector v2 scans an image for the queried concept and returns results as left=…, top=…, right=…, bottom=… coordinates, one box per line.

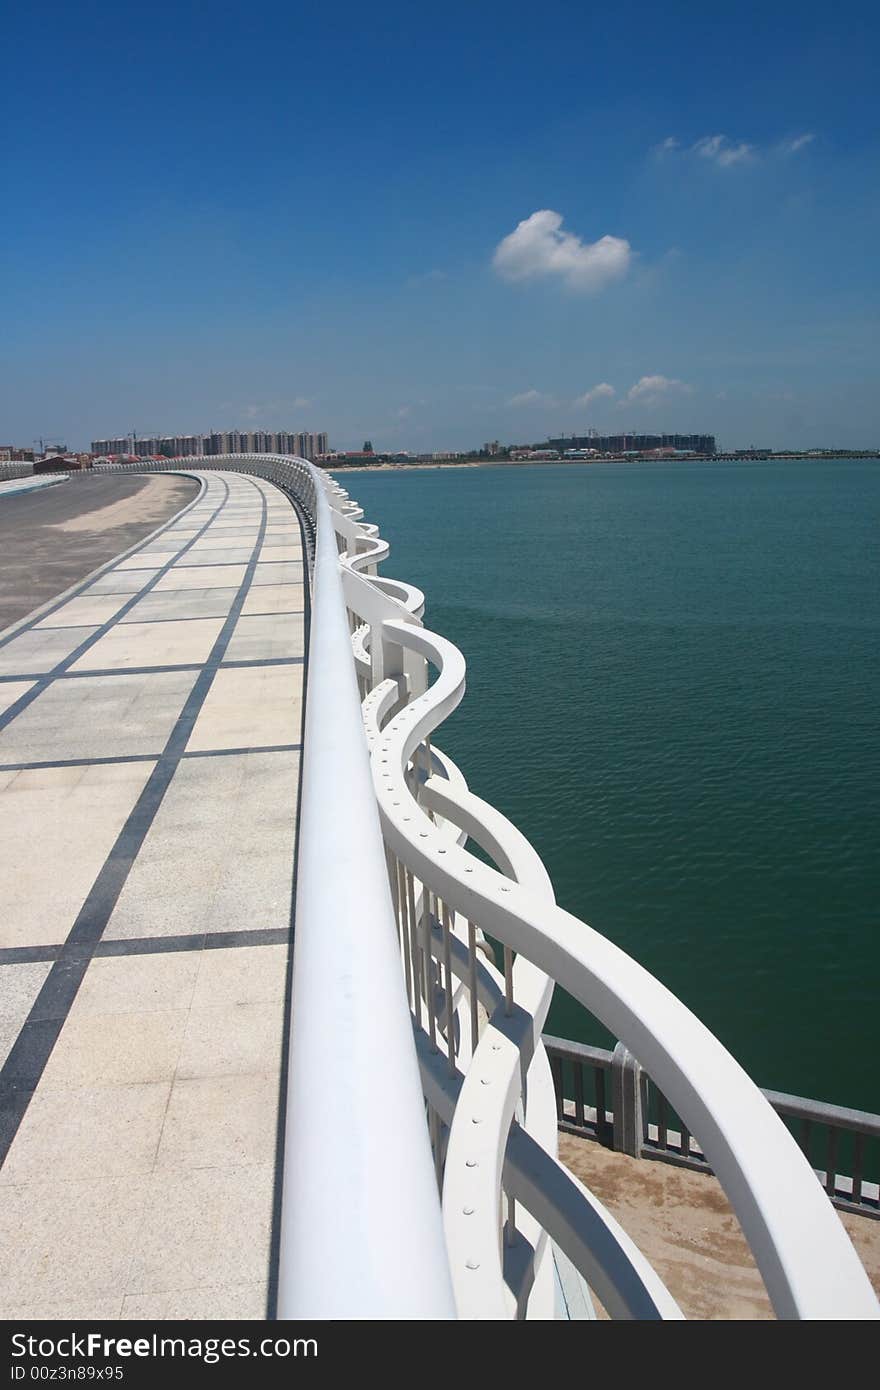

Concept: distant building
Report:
left=321, top=451, right=379, bottom=467
left=34, top=454, right=92, bottom=472
left=91, top=430, right=330, bottom=462
left=510, top=448, right=560, bottom=461
left=91, top=437, right=132, bottom=457
left=0, top=446, right=36, bottom=462
left=548, top=433, right=716, bottom=455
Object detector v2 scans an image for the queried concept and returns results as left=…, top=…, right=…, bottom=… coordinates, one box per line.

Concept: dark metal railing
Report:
left=544, top=1034, right=880, bottom=1219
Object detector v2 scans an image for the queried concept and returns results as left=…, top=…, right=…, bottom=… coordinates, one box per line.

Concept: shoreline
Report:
left=330, top=454, right=879, bottom=474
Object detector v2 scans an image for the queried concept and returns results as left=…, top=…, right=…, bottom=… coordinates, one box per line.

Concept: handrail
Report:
left=274, top=463, right=455, bottom=1319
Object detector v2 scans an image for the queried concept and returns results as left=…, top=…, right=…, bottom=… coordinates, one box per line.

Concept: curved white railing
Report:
left=273, top=464, right=455, bottom=1319
left=90, top=455, right=879, bottom=1320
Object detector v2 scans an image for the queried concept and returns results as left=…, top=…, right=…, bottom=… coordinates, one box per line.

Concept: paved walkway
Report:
left=0, top=470, right=306, bottom=1319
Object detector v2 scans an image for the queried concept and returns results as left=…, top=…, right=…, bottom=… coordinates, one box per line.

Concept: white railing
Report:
left=92, top=455, right=879, bottom=1320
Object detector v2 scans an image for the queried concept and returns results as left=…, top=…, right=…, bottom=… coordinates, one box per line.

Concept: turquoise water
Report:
left=349, top=461, right=879, bottom=1111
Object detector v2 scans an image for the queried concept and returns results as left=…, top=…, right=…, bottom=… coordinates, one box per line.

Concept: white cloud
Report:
left=573, top=382, right=615, bottom=408
left=658, top=131, right=815, bottom=168
left=778, top=133, right=815, bottom=155
left=693, top=134, right=754, bottom=167
left=623, top=375, right=694, bottom=406
left=293, top=395, right=311, bottom=409
left=507, top=389, right=552, bottom=407
left=492, top=210, right=632, bottom=293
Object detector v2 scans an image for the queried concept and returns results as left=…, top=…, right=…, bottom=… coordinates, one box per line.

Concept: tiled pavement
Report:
left=0, top=471, right=306, bottom=1319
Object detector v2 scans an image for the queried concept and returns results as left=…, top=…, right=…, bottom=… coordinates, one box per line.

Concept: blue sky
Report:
left=3, top=1, right=879, bottom=451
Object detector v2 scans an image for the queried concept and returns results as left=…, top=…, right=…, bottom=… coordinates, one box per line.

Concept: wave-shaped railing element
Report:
left=81, top=456, right=878, bottom=1320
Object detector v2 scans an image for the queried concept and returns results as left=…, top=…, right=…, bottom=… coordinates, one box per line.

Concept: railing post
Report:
left=373, top=619, right=409, bottom=712
left=612, top=1042, right=645, bottom=1157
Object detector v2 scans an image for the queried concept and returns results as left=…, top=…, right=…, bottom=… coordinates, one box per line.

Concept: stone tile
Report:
left=155, top=1073, right=280, bottom=1170
left=0, top=761, right=154, bottom=948
left=240, top=583, right=304, bottom=616
left=0, top=626, right=99, bottom=676
left=70, top=952, right=201, bottom=1018
left=39, top=1009, right=187, bottom=1087
left=0, top=670, right=194, bottom=762
left=155, top=564, right=247, bottom=591
left=177, top=1002, right=284, bottom=1079
left=84, top=569, right=162, bottom=594
left=2, top=762, right=87, bottom=789
left=207, top=853, right=294, bottom=933
left=192, top=944, right=288, bottom=1009
left=0, top=680, right=35, bottom=717
left=105, top=753, right=297, bottom=940
left=223, top=612, right=305, bottom=663
left=36, top=594, right=132, bottom=629
left=126, top=1164, right=274, bottom=1294
left=195, top=527, right=258, bottom=541
left=121, top=1283, right=265, bottom=1319
left=187, top=665, right=302, bottom=750
left=104, top=885, right=218, bottom=941
left=121, top=587, right=238, bottom=623
left=257, top=545, right=300, bottom=562
left=84, top=759, right=158, bottom=786
left=0, top=962, right=52, bottom=1067
left=1, top=1296, right=124, bottom=1319
left=115, top=551, right=179, bottom=569
left=71, top=617, right=224, bottom=671
left=139, top=535, right=198, bottom=552
left=0, top=1177, right=149, bottom=1306
left=183, top=545, right=255, bottom=565
left=0, top=1081, right=171, bottom=1184
left=252, top=562, right=303, bottom=586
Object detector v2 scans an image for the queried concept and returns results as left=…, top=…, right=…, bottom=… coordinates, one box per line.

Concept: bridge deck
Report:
left=0, top=471, right=305, bottom=1318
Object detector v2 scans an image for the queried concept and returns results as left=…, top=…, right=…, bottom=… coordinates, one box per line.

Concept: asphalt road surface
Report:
left=0, top=473, right=199, bottom=629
